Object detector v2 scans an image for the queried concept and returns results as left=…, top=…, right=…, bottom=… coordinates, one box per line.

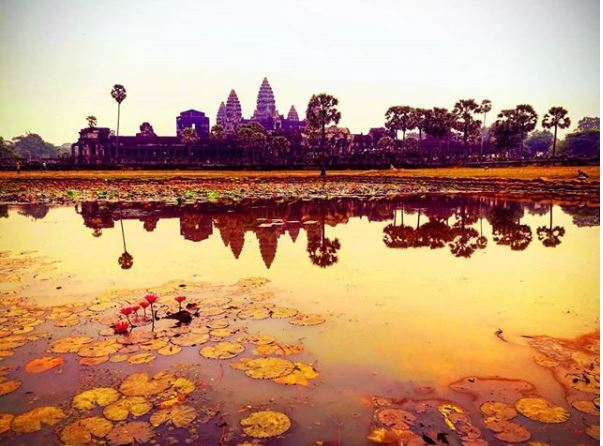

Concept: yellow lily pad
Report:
left=238, top=308, right=271, bottom=320
left=480, top=401, right=517, bottom=420
left=73, top=387, right=120, bottom=410
left=270, top=307, right=298, bottom=319
left=119, top=372, right=175, bottom=396
left=232, top=357, right=294, bottom=379
left=127, top=352, right=156, bottom=364
left=571, top=399, right=599, bottom=416
left=200, top=342, right=245, bottom=359
left=157, top=344, right=182, bottom=356
left=149, top=405, right=197, bottom=428
left=103, top=396, right=152, bottom=421
left=106, top=421, right=153, bottom=446
left=0, top=380, right=21, bottom=396
left=0, top=413, right=14, bottom=434
left=515, top=397, right=570, bottom=423
left=273, top=362, right=319, bottom=386
left=25, top=356, right=64, bottom=373
left=289, top=314, right=325, bottom=326
left=49, top=336, right=93, bottom=353
left=78, top=339, right=121, bottom=358
left=80, top=356, right=109, bottom=366
left=12, top=406, right=67, bottom=433
left=170, top=332, right=209, bottom=347
left=60, top=417, right=113, bottom=445
left=240, top=410, right=291, bottom=438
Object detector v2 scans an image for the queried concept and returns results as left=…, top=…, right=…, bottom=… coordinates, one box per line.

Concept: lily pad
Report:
left=106, top=421, right=153, bottom=446
left=119, top=372, right=175, bottom=396
left=289, top=314, right=325, bottom=326
left=25, top=356, right=64, bottom=373
left=49, top=336, right=92, bottom=353
left=60, top=417, right=113, bottom=445
left=232, top=357, right=295, bottom=379
left=515, top=397, right=570, bottom=423
left=12, top=406, right=67, bottom=433
left=200, top=342, right=245, bottom=359
left=240, top=410, right=291, bottom=438
left=103, top=396, right=153, bottom=421
left=73, top=387, right=120, bottom=410
left=149, top=405, right=197, bottom=428
left=273, top=362, right=319, bottom=386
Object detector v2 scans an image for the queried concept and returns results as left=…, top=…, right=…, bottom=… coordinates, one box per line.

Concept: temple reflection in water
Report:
left=4, top=196, right=598, bottom=270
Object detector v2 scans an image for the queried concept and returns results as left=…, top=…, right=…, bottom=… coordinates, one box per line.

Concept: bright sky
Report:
left=0, top=0, right=599, bottom=144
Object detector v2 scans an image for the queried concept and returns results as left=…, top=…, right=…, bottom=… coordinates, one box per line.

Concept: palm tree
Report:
left=306, top=93, right=341, bottom=176
left=385, top=106, right=416, bottom=141
left=86, top=115, right=97, bottom=128
left=180, top=127, right=199, bottom=159
left=452, top=99, right=481, bottom=158
left=542, top=107, right=571, bottom=157
left=210, top=124, right=225, bottom=140
left=110, top=84, right=127, bottom=159
left=477, top=99, right=492, bottom=157
left=270, top=136, right=291, bottom=163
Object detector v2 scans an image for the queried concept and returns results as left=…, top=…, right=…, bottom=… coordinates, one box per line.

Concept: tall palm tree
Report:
left=542, top=106, right=571, bottom=157
left=110, top=84, right=127, bottom=159
left=86, top=115, right=97, bottom=128
left=452, top=99, right=481, bottom=158
left=306, top=93, right=341, bottom=176
left=478, top=99, right=492, bottom=158
left=385, top=106, right=416, bottom=141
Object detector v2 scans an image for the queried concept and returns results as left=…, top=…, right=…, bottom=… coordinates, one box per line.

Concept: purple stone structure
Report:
left=176, top=110, right=210, bottom=137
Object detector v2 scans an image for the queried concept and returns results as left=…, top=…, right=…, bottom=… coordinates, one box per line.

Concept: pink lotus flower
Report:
left=175, top=295, right=186, bottom=311
left=144, top=294, right=158, bottom=304
left=120, top=307, right=134, bottom=316
left=113, top=320, right=129, bottom=335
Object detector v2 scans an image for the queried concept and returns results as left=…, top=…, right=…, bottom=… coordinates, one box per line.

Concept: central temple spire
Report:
left=253, top=77, right=277, bottom=120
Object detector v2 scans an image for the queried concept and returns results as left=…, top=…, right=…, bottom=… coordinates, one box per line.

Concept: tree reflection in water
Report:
left=537, top=204, right=566, bottom=248
left=24, top=194, right=597, bottom=270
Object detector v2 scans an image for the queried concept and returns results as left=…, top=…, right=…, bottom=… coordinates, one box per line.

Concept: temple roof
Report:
left=287, top=105, right=299, bottom=121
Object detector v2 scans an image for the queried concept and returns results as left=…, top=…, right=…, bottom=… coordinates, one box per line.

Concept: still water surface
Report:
left=0, top=195, right=599, bottom=445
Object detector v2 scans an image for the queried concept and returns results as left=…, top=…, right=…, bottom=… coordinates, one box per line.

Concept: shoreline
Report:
left=0, top=166, right=599, bottom=205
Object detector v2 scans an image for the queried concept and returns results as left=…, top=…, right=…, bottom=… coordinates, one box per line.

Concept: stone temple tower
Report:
left=253, top=77, right=277, bottom=121
left=287, top=105, right=299, bottom=121
left=216, top=102, right=226, bottom=128
left=224, top=90, right=242, bottom=135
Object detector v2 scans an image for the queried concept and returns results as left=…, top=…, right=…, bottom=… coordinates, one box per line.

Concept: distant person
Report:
left=42, top=161, right=47, bottom=170
left=16, top=161, right=20, bottom=174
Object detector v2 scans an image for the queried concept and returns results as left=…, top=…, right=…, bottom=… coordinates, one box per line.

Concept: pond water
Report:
left=0, top=195, right=599, bottom=445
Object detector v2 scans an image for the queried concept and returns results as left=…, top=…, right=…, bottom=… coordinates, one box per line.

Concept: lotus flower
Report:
left=138, top=300, right=149, bottom=318
left=113, top=320, right=129, bottom=335
left=175, top=295, right=186, bottom=311
left=120, top=306, right=134, bottom=325
left=144, top=294, right=158, bottom=331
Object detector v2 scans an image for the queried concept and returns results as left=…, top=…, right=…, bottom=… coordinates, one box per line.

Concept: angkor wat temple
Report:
left=70, top=77, right=390, bottom=167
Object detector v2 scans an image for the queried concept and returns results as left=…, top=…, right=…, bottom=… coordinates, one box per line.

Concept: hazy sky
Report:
left=0, top=0, right=599, bottom=144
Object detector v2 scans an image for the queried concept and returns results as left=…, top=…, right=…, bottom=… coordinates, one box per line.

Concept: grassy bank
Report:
left=0, top=165, right=599, bottom=181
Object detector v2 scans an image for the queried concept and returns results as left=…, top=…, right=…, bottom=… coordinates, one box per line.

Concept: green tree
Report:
left=180, top=127, right=199, bottom=158
left=542, top=106, right=571, bottom=157
left=524, top=130, right=554, bottom=156
left=0, top=137, right=17, bottom=161
left=477, top=99, right=492, bottom=157
left=237, top=123, right=267, bottom=164
left=385, top=105, right=416, bottom=141
left=210, top=124, right=225, bottom=140
left=270, top=136, right=291, bottom=162
left=376, top=136, right=394, bottom=152
left=306, top=93, right=341, bottom=176
left=452, top=99, right=482, bottom=156
left=577, top=117, right=599, bottom=131
left=110, top=84, right=127, bottom=158
left=413, top=108, right=428, bottom=141
left=86, top=115, right=97, bottom=128
left=12, top=133, right=58, bottom=160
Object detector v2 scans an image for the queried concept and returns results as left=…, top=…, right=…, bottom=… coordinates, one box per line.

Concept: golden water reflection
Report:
left=0, top=196, right=599, bottom=444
